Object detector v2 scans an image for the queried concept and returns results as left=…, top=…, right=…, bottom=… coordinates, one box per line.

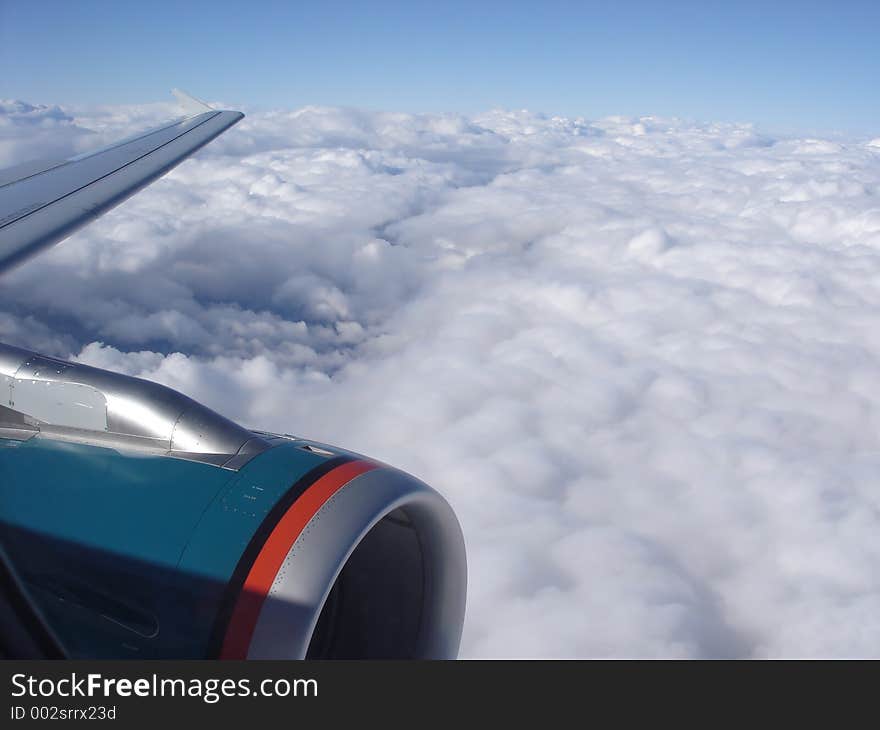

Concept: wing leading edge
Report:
left=0, top=102, right=244, bottom=275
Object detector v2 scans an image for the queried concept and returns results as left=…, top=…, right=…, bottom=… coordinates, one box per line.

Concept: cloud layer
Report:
left=3, top=100, right=880, bottom=656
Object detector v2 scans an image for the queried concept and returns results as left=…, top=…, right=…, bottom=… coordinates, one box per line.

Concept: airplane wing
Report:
left=0, top=94, right=242, bottom=659
left=0, top=99, right=244, bottom=275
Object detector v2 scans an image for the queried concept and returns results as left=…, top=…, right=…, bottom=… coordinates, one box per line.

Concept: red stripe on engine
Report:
left=219, top=459, right=378, bottom=659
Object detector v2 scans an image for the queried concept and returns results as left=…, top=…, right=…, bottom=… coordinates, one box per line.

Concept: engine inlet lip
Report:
left=241, top=465, right=467, bottom=660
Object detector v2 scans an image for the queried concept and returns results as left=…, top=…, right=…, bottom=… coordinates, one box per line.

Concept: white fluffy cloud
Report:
left=3, top=100, right=880, bottom=657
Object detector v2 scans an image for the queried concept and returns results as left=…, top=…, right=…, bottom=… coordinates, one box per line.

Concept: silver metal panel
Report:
left=0, top=342, right=270, bottom=468
left=0, top=428, right=37, bottom=442
left=0, top=404, right=38, bottom=441
left=0, top=343, right=30, bottom=378
left=0, top=109, right=244, bottom=274
left=220, top=437, right=276, bottom=471
left=9, top=379, right=107, bottom=432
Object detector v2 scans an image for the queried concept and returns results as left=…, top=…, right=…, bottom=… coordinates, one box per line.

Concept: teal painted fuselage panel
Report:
left=0, top=436, right=330, bottom=658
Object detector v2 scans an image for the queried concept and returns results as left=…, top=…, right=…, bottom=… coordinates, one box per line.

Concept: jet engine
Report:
left=0, top=342, right=466, bottom=659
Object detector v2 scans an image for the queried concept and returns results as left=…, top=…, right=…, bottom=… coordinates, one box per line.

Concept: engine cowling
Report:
left=0, top=343, right=466, bottom=659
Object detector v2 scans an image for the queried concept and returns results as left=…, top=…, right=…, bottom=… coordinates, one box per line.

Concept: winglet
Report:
left=172, top=89, right=214, bottom=115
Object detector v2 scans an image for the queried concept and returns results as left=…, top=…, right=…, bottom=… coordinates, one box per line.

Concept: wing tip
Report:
left=172, top=90, right=244, bottom=122
left=172, top=88, right=214, bottom=115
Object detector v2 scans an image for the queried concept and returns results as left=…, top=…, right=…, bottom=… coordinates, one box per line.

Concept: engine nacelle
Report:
left=0, top=343, right=466, bottom=659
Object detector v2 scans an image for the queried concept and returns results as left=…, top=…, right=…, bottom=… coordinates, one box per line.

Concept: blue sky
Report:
left=1, top=0, right=878, bottom=136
